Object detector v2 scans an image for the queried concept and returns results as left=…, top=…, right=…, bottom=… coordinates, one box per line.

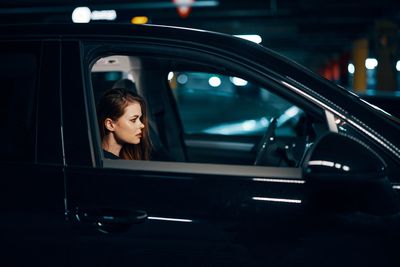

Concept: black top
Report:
left=103, top=150, right=120, bottom=159
left=103, top=149, right=173, bottom=161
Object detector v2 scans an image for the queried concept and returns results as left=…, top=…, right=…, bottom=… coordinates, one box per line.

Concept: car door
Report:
left=61, top=39, right=310, bottom=266
left=0, top=40, right=69, bottom=266
left=62, top=37, right=400, bottom=267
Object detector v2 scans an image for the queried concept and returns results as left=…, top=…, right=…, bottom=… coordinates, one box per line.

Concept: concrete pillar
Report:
left=352, top=39, right=368, bottom=92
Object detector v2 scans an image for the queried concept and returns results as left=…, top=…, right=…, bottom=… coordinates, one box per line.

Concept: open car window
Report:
left=90, top=54, right=327, bottom=168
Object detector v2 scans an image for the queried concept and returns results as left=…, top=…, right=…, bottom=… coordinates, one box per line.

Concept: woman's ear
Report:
left=104, top=118, right=115, bottom=132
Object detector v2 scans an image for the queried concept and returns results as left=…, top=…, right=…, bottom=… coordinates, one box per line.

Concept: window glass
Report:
left=169, top=71, right=304, bottom=137
left=0, top=45, right=39, bottom=162
left=89, top=54, right=318, bottom=167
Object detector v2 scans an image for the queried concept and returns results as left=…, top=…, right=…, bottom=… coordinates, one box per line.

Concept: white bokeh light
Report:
left=208, top=76, right=221, bottom=87
left=90, top=10, right=117, bottom=21
left=72, top=7, right=91, bottom=23
left=348, top=63, right=355, bottom=74
left=365, top=58, right=378, bottom=70
left=230, top=77, right=248, bottom=86
left=168, top=72, right=174, bottom=81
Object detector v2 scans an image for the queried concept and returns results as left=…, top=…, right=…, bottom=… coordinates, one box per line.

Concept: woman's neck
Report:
left=102, top=135, right=122, bottom=157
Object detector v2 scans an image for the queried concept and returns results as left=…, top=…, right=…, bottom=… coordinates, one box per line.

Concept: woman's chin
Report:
left=132, top=139, right=141, bottom=145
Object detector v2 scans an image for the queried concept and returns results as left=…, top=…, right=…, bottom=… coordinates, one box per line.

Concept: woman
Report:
left=97, top=88, right=151, bottom=160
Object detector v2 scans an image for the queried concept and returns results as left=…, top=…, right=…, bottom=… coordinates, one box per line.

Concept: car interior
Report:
left=91, top=54, right=329, bottom=167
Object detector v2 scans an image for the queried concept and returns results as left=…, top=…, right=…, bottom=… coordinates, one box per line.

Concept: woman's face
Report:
left=112, top=101, right=145, bottom=145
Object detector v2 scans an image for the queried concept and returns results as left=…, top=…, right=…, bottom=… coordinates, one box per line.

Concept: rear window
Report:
left=0, top=42, right=40, bottom=162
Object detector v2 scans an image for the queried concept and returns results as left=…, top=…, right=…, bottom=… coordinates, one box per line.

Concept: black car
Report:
left=359, top=91, right=400, bottom=119
left=2, top=23, right=400, bottom=267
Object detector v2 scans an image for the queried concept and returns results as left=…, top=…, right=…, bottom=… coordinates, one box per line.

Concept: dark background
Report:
left=2, top=0, right=400, bottom=92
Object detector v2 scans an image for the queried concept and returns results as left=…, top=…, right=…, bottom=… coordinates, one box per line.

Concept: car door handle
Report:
left=74, top=207, right=147, bottom=233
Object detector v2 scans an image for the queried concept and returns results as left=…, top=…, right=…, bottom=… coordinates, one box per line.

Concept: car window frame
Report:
left=83, top=41, right=328, bottom=174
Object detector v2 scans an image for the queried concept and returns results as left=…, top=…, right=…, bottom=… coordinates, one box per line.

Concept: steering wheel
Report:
left=254, top=117, right=278, bottom=165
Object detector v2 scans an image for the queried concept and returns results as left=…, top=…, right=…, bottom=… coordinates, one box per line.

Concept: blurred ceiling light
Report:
left=365, top=58, right=378, bottom=69
left=172, top=0, right=219, bottom=18
left=72, top=7, right=91, bottom=23
left=397, top=60, right=400, bottom=71
left=131, top=16, right=149, bottom=24
left=72, top=7, right=116, bottom=22
left=91, top=10, right=117, bottom=21
left=230, top=77, right=248, bottom=86
left=208, top=76, right=221, bottom=87
left=168, top=71, right=174, bottom=80
left=348, top=63, right=355, bottom=74
left=234, top=34, right=262, bottom=44
left=173, top=0, right=194, bottom=18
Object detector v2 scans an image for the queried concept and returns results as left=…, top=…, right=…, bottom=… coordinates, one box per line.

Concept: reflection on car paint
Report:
left=252, top=178, right=305, bottom=184
left=148, top=216, right=193, bottom=223
left=252, top=197, right=302, bottom=204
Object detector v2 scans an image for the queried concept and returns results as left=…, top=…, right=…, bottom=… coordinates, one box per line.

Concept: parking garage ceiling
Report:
left=1, top=0, right=400, bottom=70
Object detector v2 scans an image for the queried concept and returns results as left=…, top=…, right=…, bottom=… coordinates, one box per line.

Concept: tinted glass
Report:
left=0, top=42, right=40, bottom=162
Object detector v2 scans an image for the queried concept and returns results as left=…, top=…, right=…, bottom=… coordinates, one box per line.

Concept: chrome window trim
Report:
left=103, top=159, right=302, bottom=179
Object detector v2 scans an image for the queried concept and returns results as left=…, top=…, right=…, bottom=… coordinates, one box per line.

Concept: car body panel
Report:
left=1, top=40, right=68, bottom=266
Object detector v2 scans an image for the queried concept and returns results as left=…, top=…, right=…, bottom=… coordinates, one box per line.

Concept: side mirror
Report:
left=303, top=132, right=399, bottom=215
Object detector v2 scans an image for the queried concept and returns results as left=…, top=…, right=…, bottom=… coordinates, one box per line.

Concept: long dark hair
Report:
left=97, top=88, right=151, bottom=160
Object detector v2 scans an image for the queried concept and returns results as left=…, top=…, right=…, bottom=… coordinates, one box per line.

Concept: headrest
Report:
left=112, top=79, right=138, bottom=95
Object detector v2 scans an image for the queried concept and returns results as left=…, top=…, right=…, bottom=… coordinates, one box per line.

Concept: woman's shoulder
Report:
left=103, top=150, right=120, bottom=159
